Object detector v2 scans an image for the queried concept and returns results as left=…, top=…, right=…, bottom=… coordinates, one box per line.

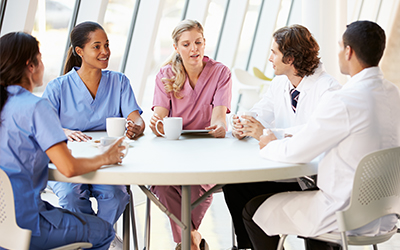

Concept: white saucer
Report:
left=181, top=130, right=211, bottom=134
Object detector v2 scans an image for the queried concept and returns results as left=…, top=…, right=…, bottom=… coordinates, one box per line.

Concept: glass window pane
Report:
left=234, top=0, right=262, bottom=70
left=32, top=0, right=74, bottom=94
left=141, top=0, right=185, bottom=114
left=264, top=0, right=293, bottom=78
left=275, top=0, right=292, bottom=29
left=151, top=0, right=185, bottom=74
left=287, top=0, right=301, bottom=25
left=103, top=0, right=137, bottom=72
left=358, top=0, right=379, bottom=21
left=204, top=0, right=227, bottom=58
left=377, top=0, right=395, bottom=31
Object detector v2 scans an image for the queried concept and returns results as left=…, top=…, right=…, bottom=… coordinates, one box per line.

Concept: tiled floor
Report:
left=42, top=186, right=400, bottom=250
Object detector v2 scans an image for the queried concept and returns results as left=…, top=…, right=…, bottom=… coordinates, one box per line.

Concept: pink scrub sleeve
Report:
left=210, top=64, right=232, bottom=113
left=152, top=66, right=173, bottom=112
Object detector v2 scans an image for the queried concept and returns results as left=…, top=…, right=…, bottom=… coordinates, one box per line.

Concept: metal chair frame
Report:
left=277, top=147, right=400, bottom=250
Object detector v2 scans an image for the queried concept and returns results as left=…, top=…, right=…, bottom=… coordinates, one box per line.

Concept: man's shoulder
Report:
left=311, top=70, right=341, bottom=91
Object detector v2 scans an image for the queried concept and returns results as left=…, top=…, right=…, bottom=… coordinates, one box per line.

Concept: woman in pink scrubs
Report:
left=149, top=19, right=232, bottom=250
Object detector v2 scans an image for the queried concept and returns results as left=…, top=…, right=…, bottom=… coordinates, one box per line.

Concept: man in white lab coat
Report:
left=243, top=21, right=400, bottom=250
left=223, top=25, right=340, bottom=249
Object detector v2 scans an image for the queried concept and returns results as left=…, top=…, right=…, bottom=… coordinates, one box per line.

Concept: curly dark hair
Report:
left=273, top=24, right=320, bottom=78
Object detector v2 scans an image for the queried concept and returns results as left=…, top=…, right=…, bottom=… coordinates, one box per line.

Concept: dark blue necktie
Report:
left=290, top=88, right=300, bottom=113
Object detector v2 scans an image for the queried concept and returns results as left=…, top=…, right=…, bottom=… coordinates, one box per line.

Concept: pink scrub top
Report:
left=152, top=56, right=232, bottom=130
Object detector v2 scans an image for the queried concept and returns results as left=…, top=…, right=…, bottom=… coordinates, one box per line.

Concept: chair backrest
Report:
left=336, top=147, right=400, bottom=232
left=253, top=67, right=272, bottom=81
left=233, top=68, right=270, bottom=87
left=0, top=168, right=32, bottom=250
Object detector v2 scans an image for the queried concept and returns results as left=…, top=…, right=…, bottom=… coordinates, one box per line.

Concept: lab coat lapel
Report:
left=283, top=80, right=296, bottom=124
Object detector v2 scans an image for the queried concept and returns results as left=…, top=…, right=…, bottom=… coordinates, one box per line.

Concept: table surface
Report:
left=48, top=131, right=318, bottom=186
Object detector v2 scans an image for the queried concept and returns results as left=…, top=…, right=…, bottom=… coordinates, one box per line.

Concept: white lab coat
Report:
left=251, top=63, right=341, bottom=134
left=251, top=63, right=341, bottom=184
left=254, top=67, right=400, bottom=237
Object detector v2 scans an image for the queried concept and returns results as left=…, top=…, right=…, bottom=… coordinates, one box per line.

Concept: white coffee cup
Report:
left=231, top=111, right=258, bottom=128
left=263, top=128, right=285, bottom=139
left=98, top=137, right=129, bottom=158
left=155, top=117, right=183, bottom=140
left=106, top=117, right=133, bottom=137
left=236, top=111, right=257, bottom=122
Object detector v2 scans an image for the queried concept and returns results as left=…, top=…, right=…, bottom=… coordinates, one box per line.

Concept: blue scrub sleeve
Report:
left=32, top=99, right=67, bottom=152
left=42, top=79, right=61, bottom=114
left=120, top=74, right=143, bottom=117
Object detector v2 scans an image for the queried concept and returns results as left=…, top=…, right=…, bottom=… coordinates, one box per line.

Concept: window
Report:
left=103, top=0, right=137, bottom=71
left=32, top=0, right=74, bottom=93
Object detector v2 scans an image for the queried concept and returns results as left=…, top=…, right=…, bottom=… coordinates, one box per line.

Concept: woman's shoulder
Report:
left=8, top=86, right=50, bottom=111
left=101, top=70, right=130, bottom=85
left=157, top=64, right=175, bottom=79
left=205, top=56, right=230, bottom=73
left=47, top=68, right=78, bottom=87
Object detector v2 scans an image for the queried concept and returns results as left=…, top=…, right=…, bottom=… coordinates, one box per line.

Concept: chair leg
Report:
left=231, top=222, right=238, bottom=250
left=130, top=190, right=139, bottom=250
left=373, top=244, right=378, bottom=250
left=277, top=234, right=287, bottom=250
left=340, top=232, right=348, bottom=250
left=143, top=197, right=151, bottom=250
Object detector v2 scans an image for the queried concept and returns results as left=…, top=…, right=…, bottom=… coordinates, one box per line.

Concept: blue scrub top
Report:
left=43, top=67, right=143, bottom=131
left=0, top=85, right=67, bottom=236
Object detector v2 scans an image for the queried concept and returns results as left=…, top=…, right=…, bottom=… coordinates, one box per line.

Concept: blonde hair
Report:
left=162, top=19, right=204, bottom=98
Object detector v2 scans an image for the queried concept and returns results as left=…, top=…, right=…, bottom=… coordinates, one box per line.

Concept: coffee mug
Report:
left=155, top=117, right=183, bottom=140
left=231, top=111, right=258, bottom=127
left=263, top=128, right=285, bottom=139
left=106, top=117, right=133, bottom=137
left=98, top=137, right=129, bottom=158
left=237, top=111, right=258, bottom=122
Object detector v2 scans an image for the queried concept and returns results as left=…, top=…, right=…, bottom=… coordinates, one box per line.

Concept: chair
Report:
left=0, top=168, right=93, bottom=250
left=253, top=67, right=272, bottom=95
left=253, top=67, right=272, bottom=81
left=277, top=147, right=400, bottom=250
left=233, top=68, right=271, bottom=113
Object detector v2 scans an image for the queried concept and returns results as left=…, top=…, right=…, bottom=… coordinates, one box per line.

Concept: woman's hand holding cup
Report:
left=149, top=113, right=164, bottom=137
left=126, top=119, right=143, bottom=139
left=99, top=137, right=128, bottom=165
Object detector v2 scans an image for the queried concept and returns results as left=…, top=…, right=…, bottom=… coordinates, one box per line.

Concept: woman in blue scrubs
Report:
left=0, top=32, right=126, bottom=249
left=42, top=22, right=144, bottom=248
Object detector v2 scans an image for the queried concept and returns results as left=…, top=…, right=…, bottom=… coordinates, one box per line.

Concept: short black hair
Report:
left=343, top=20, right=386, bottom=67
